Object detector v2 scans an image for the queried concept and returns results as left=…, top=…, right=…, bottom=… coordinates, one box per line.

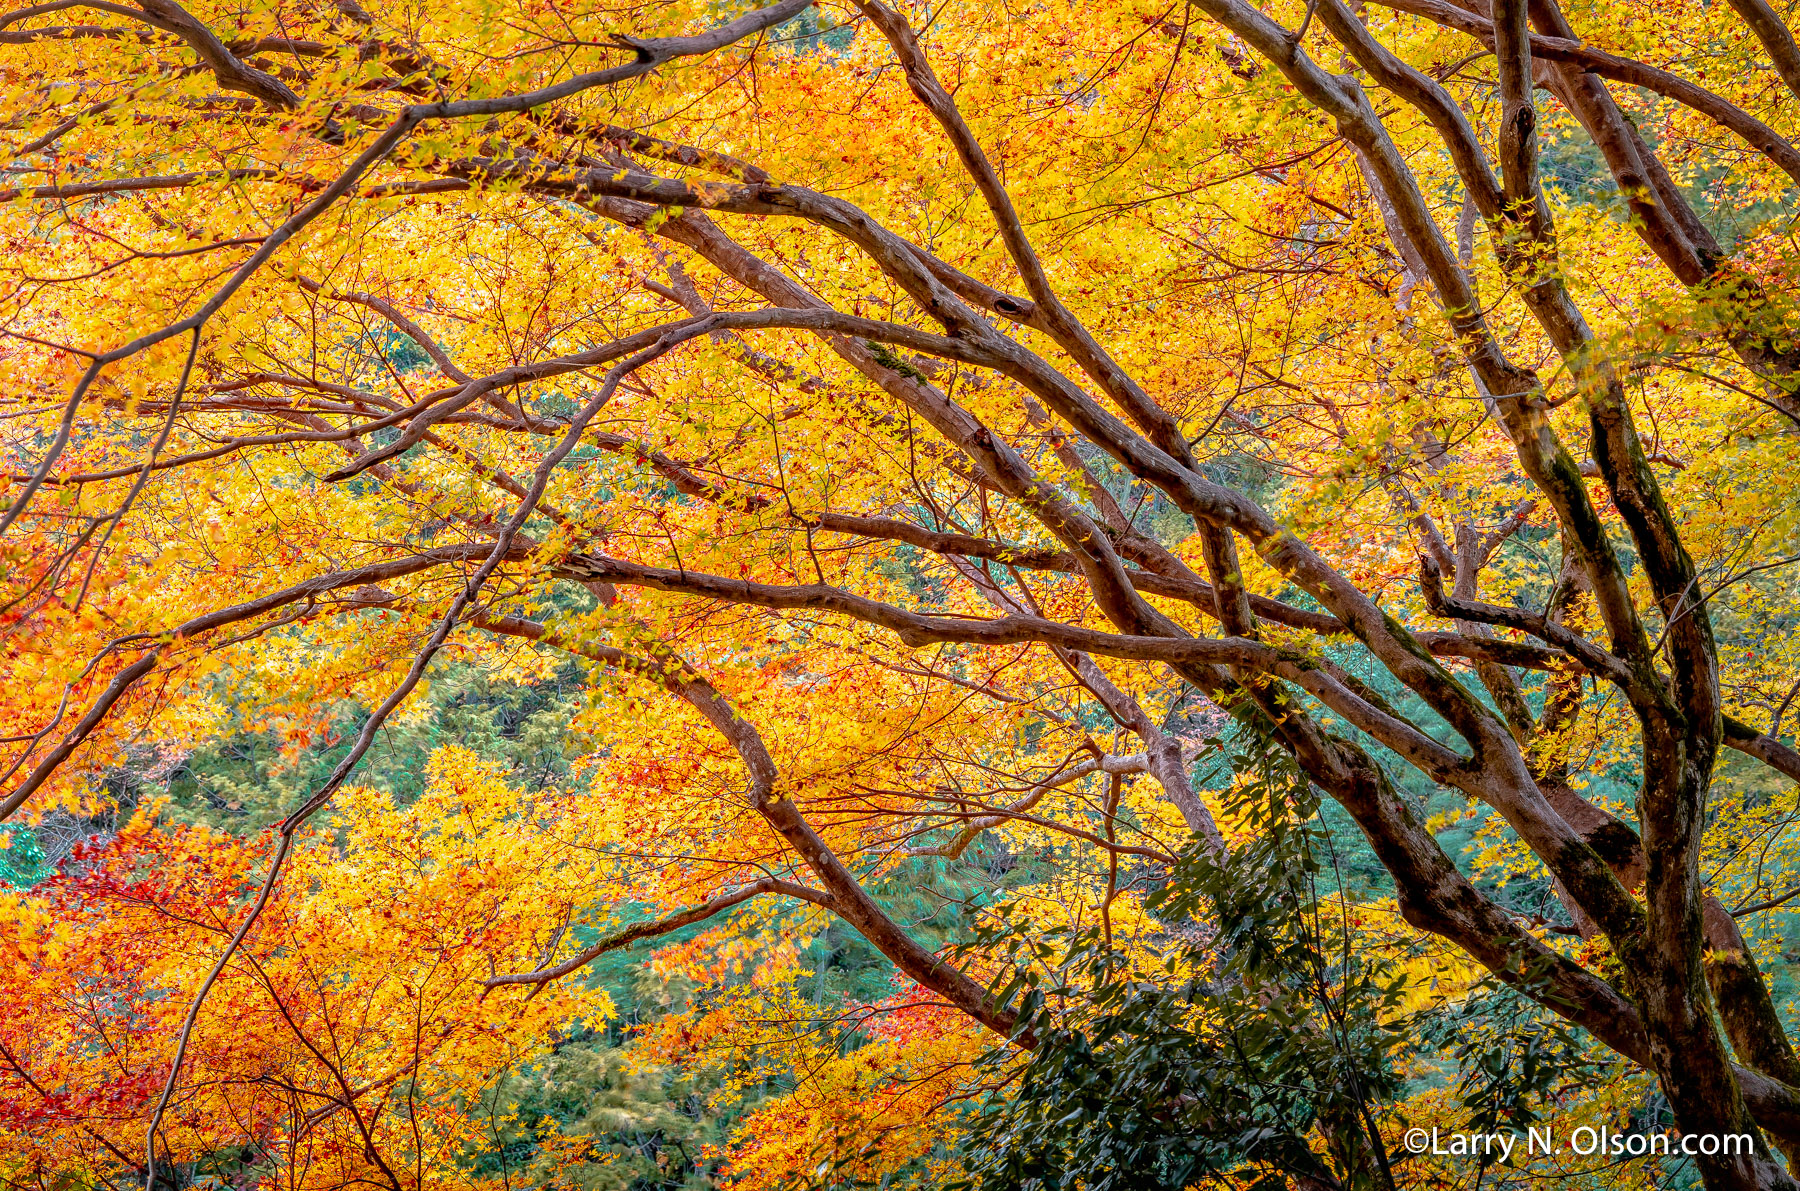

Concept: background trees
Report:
left=3, top=0, right=1800, bottom=1186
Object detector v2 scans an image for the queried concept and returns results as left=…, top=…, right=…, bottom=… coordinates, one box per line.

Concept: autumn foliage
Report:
left=4, top=0, right=1800, bottom=1187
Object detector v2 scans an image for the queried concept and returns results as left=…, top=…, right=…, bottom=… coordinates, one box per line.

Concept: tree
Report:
left=0, top=752, right=611, bottom=1191
left=3, top=0, right=1800, bottom=1186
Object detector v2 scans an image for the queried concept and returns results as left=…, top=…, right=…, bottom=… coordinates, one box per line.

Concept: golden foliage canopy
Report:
left=4, top=0, right=1800, bottom=1187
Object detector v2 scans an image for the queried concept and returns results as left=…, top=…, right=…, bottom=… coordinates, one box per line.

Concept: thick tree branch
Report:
left=1367, top=0, right=1800, bottom=186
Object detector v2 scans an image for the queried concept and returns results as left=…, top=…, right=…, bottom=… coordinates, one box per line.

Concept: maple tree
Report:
left=3, top=0, right=1800, bottom=1186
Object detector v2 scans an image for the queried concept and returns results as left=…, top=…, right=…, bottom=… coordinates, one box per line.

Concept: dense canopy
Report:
left=4, top=0, right=1800, bottom=1187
